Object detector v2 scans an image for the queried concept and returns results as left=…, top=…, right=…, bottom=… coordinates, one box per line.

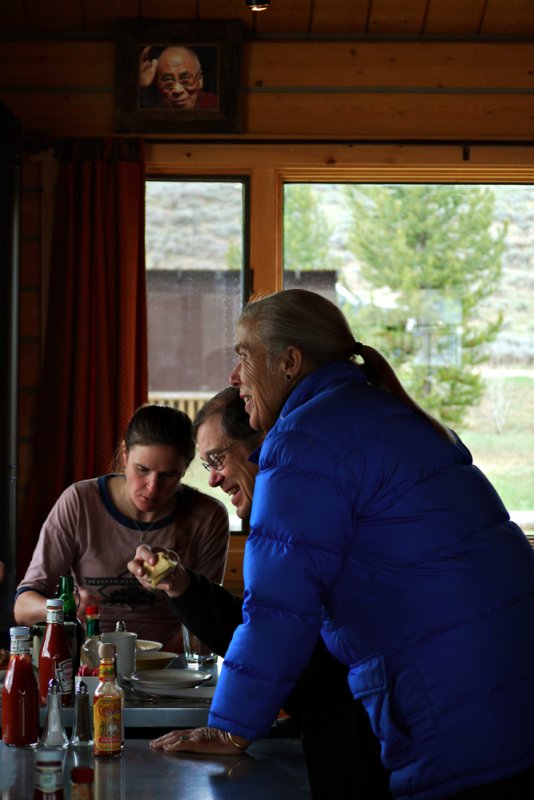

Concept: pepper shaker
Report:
left=71, top=680, right=94, bottom=747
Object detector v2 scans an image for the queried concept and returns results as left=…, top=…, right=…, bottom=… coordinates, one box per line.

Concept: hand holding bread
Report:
left=127, top=545, right=191, bottom=598
left=143, top=550, right=179, bottom=588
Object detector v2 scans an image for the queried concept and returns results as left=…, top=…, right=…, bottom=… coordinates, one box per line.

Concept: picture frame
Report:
left=115, top=19, right=244, bottom=134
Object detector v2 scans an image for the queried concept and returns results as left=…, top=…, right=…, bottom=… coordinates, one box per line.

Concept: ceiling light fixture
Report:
left=246, top=0, right=270, bottom=10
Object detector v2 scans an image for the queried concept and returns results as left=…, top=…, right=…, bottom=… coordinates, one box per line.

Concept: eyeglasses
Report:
left=201, top=441, right=237, bottom=472
left=158, top=70, right=201, bottom=90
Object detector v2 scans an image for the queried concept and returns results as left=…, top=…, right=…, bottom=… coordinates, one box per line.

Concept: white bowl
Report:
left=135, top=639, right=163, bottom=653
left=134, top=651, right=178, bottom=671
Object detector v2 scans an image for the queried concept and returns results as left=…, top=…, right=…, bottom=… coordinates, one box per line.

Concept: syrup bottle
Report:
left=2, top=625, right=40, bottom=747
left=38, top=598, right=74, bottom=707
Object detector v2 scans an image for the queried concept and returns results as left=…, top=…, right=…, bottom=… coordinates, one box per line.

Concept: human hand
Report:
left=139, top=46, right=158, bottom=88
left=127, top=545, right=190, bottom=598
left=76, top=586, right=102, bottom=622
left=150, top=726, right=250, bottom=756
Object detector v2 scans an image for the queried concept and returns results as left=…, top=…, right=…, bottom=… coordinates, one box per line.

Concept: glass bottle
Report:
left=58, top=575, right=85, bottom=676
left=38, top=598, right=74, bottom=707
left=32, top=748, right=65, bottom=800
left=93, top=643, right=123, bottom=758
left=70, top=680, right=94, bottom=747
left=40, top=678, right=69, bottom=748
left=79, top=605, right=101, bottom=675
left=2, top=626, right=40, bottom=747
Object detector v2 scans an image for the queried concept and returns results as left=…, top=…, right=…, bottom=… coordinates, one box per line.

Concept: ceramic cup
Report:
left=100, top=631, right=137, bottom=679
left=181, top=625, right=217, bottom=667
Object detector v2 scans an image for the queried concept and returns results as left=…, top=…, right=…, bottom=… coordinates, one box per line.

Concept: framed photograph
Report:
left=115, top=19, right=244, bottom=134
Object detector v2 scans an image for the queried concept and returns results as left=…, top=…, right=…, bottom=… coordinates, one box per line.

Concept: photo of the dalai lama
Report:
left=139, top=44, right=218, bottom=110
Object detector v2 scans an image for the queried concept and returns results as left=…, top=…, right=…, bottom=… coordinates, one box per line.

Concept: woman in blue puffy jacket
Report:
left=167, top=289, right=534, bottom=800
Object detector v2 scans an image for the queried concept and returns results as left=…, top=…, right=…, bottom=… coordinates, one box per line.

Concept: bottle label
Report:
left=10, top=638, right=31, bottom=655
left=55, top=658, right=74, bottom=694
left=35, top=765, right=63, bottom=792
left=94, top=697, right=122, bottom=754
left=46, top=608, right=64, bottom=624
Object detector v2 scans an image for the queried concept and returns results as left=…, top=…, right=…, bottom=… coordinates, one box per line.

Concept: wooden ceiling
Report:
left=3, top=0, right=534, bottom=39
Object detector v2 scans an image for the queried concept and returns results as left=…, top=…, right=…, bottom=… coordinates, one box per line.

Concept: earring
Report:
left=285, top=374, right=291, bottom=382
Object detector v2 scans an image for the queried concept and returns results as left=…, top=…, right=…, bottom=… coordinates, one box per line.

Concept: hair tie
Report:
left=353, top=341, right=364, bottom=356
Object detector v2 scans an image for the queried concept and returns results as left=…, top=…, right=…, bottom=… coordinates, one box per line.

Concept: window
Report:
left=283, top=183, right=534, bottom=524
left=145, top=178, right=249, bottom=529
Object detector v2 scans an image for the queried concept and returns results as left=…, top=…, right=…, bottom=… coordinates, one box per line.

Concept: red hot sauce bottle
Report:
left=2, top=625, right=40, bottom=747
left=38, top=598, right=74, bottom=707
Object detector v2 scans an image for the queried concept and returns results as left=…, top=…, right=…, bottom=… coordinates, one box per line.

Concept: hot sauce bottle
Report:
left=2, top=625, right=40, bottom=747
left=93, top=643, right=123, bottom=758
left=38, top=598, right=74, bottom=707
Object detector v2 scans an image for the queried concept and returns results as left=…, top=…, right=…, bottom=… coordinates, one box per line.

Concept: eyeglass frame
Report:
left=157, top=69, right=203, bottom=91
left=201, top=441, right=237, bottom=472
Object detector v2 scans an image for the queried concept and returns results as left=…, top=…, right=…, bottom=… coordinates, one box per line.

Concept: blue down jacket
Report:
left=208, top=360, right=534, bottom=799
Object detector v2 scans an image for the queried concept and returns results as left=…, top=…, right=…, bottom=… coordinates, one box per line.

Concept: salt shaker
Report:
left=70, top=680, right=93, bottom=747
left=40, top=678, right=69, bottom=748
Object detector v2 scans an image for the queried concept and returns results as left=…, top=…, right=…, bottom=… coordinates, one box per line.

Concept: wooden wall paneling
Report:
left=424, top=0, right=486, bottom=36
left=254, top=0, right=312, bottom=35
left=367, top=0, right=429, bottom=36
left=138, top=0, right=197, bottom=21
left=25, top=0, right=83, bottom=32
left=246, top=42, right=534, bottom=89
left=3, top=40, right=533, bottom=91
left=83, top=0, right=140, bottom=33
left=198, top=0, right=254, bottom=29
left=249, top=167, right=282, bottom=295
left=0, top=41, right=114, bottom=88
left=481, top=0, right=534, bottom=37
left=310, top=0, right=370, bottom=35
left=1, top=3, right=27, bottom=32
left=146, top=141, right=534, bottom=173
left=245, top=93, right=534, bottom=139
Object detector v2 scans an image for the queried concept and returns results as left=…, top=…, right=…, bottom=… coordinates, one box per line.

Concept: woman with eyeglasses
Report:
left=14, top=404, right=229, bottom=650
left=159, top=290, right=534, bottom=799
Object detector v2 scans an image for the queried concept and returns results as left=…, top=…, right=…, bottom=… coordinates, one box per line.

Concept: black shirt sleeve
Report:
left=165, top=569, right=243, bottom=656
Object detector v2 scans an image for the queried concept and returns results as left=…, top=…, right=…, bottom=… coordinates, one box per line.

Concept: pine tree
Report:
left=343, top=185, right=506, bottom=425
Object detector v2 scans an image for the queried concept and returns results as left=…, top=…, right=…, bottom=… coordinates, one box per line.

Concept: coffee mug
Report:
left=100, top=631, right=137, bottom=679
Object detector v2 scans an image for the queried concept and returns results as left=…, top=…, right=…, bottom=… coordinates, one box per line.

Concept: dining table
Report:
left=1, top=655, right=312, bottom=798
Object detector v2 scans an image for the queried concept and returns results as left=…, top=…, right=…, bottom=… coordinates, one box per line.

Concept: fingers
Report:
left=150, top=727, right=247, bottom=756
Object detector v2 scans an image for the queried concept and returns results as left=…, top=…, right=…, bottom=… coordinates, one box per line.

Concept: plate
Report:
left=130, top=669, right=212, bottom=692
left=135, top=639, right=163, bottom=652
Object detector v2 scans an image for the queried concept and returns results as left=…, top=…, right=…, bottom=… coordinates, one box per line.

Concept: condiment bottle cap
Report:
left=86, top=606, right=99, bottom=615
left=46, top=598, right=64, bottom=609
left=9, top=626, right=31, bottom=638
left=71, top=767, right=94, bottom=783
left=98, top=642, right=115, bottom=659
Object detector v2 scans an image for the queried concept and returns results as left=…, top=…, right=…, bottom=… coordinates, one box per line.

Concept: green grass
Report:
left=459, top=374, right=534, bottom=511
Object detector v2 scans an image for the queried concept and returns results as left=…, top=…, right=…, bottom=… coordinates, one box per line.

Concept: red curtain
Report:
left=18, top=138, right=148, bottom=577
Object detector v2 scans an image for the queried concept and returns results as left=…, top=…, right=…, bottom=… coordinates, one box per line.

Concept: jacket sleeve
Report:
left=208, top=428, right=351, bottom=740
left=166, top=569, right=243, bottom=656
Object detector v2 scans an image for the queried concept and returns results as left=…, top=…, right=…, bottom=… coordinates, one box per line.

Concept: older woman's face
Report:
left=230, top=325, right=289, bottom=432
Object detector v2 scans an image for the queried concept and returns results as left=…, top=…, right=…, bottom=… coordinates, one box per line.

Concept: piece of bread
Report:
left=143, top=551, right=178, bottom=589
